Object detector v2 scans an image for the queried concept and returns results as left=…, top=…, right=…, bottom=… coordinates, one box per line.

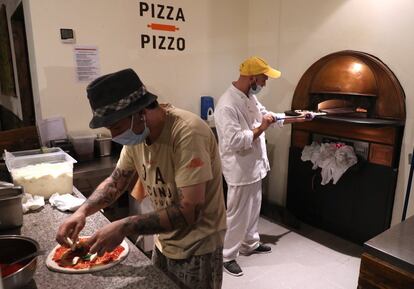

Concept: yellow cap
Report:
left=239, top=56, right=281, bottom=78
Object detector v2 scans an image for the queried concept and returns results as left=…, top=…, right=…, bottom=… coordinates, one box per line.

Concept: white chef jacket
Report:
left=214, top=84, right=284, bottom=186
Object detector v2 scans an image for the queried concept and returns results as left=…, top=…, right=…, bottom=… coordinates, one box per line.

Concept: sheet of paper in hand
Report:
left=45, top=237, right=129, bottom=274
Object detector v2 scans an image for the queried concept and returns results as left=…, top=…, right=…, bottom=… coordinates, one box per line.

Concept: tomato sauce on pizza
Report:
left=52, top=238, right=125, bottom=269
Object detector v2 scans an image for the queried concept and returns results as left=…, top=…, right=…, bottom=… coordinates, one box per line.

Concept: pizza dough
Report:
left=45, top=239, right=129, bottom=274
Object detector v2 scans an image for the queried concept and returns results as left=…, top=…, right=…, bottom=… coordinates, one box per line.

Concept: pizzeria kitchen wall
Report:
left=21, top=0, right=249, bottom=134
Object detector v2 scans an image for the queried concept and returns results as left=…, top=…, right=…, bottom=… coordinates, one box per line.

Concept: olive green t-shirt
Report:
left=117, top=104, right=226, bottom=259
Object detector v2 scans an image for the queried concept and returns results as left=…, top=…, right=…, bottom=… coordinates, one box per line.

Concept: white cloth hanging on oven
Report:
left=331, top=145, right=358, bottom=184
left=317, top=143, right=338, bottom=185
left=301, top=142, right=357, bottom=185
left=301, top=141, right=321, bottom=169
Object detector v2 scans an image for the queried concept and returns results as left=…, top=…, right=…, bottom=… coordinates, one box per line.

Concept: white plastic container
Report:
left=4, top=147, right=77, bottom=199
left=68, top=131, right=96, bottom=161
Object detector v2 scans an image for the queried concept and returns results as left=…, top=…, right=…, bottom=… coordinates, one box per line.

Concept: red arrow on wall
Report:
left=147, top=23, right=179, bottom=32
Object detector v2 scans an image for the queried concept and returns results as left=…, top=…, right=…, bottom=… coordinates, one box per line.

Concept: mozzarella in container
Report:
left=12, top=162, right=73, bottom=199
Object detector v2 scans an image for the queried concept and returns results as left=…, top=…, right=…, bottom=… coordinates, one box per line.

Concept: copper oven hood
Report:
left=292, top=50, right=405, bottom=126
left=290, top=50, right=405, bottom=168
left=287, top=50, right=406, bottom=244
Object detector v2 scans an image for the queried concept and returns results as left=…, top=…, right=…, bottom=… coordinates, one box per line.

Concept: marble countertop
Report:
left=364, top=215, right=414, bottom=273
left=1, top=187, right=178, bottom=289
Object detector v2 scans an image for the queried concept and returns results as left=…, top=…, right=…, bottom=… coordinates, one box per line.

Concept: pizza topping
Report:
left=52, top=237, right=125, bottom=269
left=58, top=242, right=90, bottom=266
left=65, top=237, right=77, bottom=251
left=89, top=253, right=98, bottom=262
left=80, top=252, right=97, bottom=262
left=72, top=256, right=80, bottom=265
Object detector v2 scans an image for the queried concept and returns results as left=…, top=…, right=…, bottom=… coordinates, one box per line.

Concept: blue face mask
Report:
left=112, top=115, right=150, bottom=145
left=249, top=80, right=262, bottom=95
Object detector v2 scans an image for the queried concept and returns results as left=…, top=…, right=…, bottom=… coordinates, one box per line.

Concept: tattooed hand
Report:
left=56, top=210, right=86, bottom=246
left=55, top=167, right=134, bottom=247
left=86, top=220, right=126, bottom=256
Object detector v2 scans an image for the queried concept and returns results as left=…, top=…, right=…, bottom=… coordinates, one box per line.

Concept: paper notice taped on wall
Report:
left=74, top=45, right=100, bottom=82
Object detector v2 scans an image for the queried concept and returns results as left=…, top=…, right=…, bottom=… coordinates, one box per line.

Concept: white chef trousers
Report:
left=223, top=180, right=262, bottom=262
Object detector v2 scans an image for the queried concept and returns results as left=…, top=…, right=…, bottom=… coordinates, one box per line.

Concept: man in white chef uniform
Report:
left=214, top=56, right=312, bottom=276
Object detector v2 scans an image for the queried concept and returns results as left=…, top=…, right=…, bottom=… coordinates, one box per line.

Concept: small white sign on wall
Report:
left=74, top=45, right=100, bottom=82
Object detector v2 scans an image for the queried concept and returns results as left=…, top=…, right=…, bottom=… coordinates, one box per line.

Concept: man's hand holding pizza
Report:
left=56, top=210, right=86, bottom=246
left=55, top=167, right=134, bottom=248
left=85, top=220, right=127, bottom=257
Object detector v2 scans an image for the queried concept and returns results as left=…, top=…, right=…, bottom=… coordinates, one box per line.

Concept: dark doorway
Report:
left=0, top=2, right=38, bottom=153
left=11, top=3, right=35, bottom=127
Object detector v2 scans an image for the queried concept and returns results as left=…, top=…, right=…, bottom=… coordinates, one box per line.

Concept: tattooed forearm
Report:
left=84, top=179, right=119, bottom=208
left=110, top=167, right=134, bottom=182
left=83, top=168, right=134, bottom=213
left=194, top=204, right=203, bottom=223
left=177, top=188, right=204, bottom=224
left=121, top=185, right=205, bottom=236
left=166, top=204, right=189, bottom=230
left=177, top=188, right=184, bottom=205
left=123, top=213, right=168, bottom=236
left=122, top=203, right=194, bottom=236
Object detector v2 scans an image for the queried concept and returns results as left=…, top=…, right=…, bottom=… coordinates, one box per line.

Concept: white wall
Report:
left=247, top=0, right=414, bottom=224
left=23, top=0, right=248, bottom=134
left=0, top=0, right=22, bottom=118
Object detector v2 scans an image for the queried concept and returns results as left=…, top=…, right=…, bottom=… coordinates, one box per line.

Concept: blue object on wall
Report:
left=200, top=96, right=214, bottom=120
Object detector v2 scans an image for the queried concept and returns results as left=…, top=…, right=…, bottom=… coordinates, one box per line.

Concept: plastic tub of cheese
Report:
left=4, top=147, right=77, bottom=199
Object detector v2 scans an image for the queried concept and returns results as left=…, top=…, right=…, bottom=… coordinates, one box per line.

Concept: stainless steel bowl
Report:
left=0, top=235, right=39, bottom=289
left=0, top=186, right=24, bottom=229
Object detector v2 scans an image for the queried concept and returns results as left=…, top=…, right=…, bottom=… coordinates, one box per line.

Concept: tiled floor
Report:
left=222, top=217, right=363, bottom=289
